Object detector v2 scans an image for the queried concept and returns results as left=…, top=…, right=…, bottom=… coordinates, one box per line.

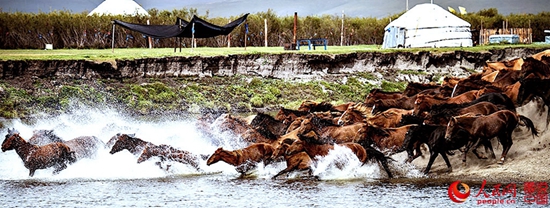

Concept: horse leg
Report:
left=53, top=162, right=67, bottom=175
left=440, top=151, right=453, bottom=173
left=29, top=169, right=36, bottom=177
left=497, top=135, right=514, bottom=165
left=462, top=138, right=481, bottom=164
left=424, top=152, right=439, bottom=175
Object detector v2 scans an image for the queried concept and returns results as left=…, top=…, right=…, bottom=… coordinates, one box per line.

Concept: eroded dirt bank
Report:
left=1, top=48, right=548, bottom=82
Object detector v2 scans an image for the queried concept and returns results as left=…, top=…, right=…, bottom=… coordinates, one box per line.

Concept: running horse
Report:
left=2, top=128, right=76, bottom=177
left=206, top=143, right=275, bottom=176
left=29, top=129, right=105, bottom=160
left=137, top=144, right=201, bottom=171
left=283, top=131, right=394, bottom=178
left=444, top=110, right=538, bottom=164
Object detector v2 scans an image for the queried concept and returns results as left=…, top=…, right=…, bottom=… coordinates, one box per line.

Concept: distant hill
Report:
left=1, top=0, right=549, bottom=18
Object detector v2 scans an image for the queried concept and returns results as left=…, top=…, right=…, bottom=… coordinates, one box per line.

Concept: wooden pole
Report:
left=111, top=22, right=115, bottom=53
left=341, top=10, right=344, bottom=46
left=264, top=18, right=268, bottom=47
left=228, top=20, right=231, bottom=48
left=191, top=23, right=195, bottom=52
left=293, top=12, right=297, bottom=46
left=147, top=20, right=152, bottom=49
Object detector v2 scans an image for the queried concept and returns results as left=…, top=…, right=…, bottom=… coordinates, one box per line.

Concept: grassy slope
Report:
left=2, top=44, right=550, bottom=61
left=1, top=44, right=549, bottom=119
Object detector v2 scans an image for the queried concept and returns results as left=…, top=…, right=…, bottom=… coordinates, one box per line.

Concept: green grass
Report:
left=1, top=44, right=548, bottom=61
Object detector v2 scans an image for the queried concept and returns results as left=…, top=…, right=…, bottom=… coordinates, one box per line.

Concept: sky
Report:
left=1, top=0, right=549, bottom=18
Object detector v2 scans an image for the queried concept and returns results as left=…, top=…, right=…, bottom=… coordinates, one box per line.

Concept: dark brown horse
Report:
left=425, top=101, right=501, bottom=125
left=249, top=112, right=289, bottom=138
left=282, top=131, right=394, bottom=178
left=517, top=77, right=550, bottom=123
left=109, top=133, right=154, bottom=156
left=371, top=96, right=416, bottom=115
left=137, top=144, right=201, bottom=170
left=2, top=128, right=76, bottom=177
left=403, top=82, right=440, bottom=97
left=275, top=107, right=310, bottom=125
left=206, top=143, right=275, bottom=175
left=444, top=110, right=538, bottom=164
left=29, top=129, right=104, bottom=160
left=214, top=113, right=273, bottom=143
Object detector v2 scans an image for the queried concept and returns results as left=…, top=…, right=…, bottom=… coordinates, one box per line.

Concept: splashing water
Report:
left=0, top=105, right=422, bottom=181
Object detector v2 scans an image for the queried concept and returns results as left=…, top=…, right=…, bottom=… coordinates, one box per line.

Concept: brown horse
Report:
left=297, top=116, right=366, bottom=144
left=367, top=108, right=413, bottom=128
left=29, top=129, right=105, bottom=160
left=270, top=142, right=313, bottom=179
left=206, top=143, right=275, bottom=175
left=356, top=124, right=418, bottom=155
left=365, top=89, right=404, bottom=106
left=2, top=128, right=76, bottom=177
left=413, top=91, right=478, bottom=116
left=444, top=110, right=538, bottom=164
left=337, top=102, right=371, bottom=126
left=282, top=131, right=394, bottom=178
left=137, top=144, right=201, bottom=170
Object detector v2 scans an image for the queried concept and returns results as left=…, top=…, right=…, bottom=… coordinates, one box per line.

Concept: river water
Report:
left=0, top=106, right=540, bottom=207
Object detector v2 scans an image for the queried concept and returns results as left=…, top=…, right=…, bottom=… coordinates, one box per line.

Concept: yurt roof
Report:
left=385, top=3, right=470, bottom=29
left=88, top=0, right=149, bottom=16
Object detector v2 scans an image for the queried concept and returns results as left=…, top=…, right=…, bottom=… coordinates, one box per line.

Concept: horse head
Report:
left=281, top=138, right=302, bottom=156
left=444, top=117, right=459, bottom=141
left=2, top=128, right=21, bottom=152
left=206, top=147, right=225, bottom=166
left=109, top=133, right=136, bottom=154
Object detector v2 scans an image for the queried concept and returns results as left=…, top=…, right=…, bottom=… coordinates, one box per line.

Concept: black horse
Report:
left=401, top=124, right=478, bottom=174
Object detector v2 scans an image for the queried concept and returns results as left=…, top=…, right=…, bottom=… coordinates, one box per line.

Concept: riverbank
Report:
left=1, top=47, right=550, bottom=119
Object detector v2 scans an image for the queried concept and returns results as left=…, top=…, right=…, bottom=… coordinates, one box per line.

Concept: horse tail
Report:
left=364, top=146, right=394, bottom=178
left=519, top=115, right=539, bottom=138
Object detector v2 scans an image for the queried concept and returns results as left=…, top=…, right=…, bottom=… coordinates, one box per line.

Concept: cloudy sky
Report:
left=1, top=0, right=549, bottom=18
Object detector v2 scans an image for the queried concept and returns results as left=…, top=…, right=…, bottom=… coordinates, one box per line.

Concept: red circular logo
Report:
left=448, top=180, right=470, bottom=203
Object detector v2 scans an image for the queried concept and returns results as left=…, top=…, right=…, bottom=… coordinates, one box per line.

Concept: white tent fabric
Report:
left=88, top=0, right=149, bottom=16
left=382, top=3, right=472, bottom=48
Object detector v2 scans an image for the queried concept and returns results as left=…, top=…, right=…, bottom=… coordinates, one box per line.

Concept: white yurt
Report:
left=88, top=0, right=149, bottom=16
left=382, top=3, right=472, bottom=48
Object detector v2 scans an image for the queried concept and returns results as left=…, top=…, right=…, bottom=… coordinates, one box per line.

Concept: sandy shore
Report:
left=403, top=99, right=550, bottom=183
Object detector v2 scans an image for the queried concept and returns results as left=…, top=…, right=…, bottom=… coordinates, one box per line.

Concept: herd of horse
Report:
left=2, top=50, right=550, bottom=179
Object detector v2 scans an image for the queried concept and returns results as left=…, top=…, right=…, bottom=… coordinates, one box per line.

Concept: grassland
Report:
left=1, top=44, right=549, bottom=61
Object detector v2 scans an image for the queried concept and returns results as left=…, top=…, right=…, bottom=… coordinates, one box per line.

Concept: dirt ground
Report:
left=405, top=99, right=550, bottom=183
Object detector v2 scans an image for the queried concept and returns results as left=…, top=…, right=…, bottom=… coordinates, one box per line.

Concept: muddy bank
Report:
left=1, top=48, right=548, bottom=82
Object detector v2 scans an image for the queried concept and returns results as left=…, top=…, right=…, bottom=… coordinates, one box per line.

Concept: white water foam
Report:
left=0, top=105, right=422, bottom=181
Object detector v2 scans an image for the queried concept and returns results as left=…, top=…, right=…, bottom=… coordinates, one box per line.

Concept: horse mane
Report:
left=279, top=107, right=309, bottom=117
left=310, top=115, right=338, bottom=127
left=400, top=114, right=425, bottom=125
left=298, top=131, right=335, bottom=145
left=250, top=113, right=277, bottom=127
left=351, top=102, right=370, bottom=117
left=366, top=125, right=390, bottom=137
left=310, top=102, right=333, bottom=112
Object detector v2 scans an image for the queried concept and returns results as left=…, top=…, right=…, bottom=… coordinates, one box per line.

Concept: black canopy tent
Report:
left=110, top=13, right=249, bottom=51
